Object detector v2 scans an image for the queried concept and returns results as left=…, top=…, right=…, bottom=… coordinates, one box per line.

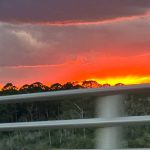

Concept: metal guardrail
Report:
left=0, top=83, right=150, bottom=149
left=0, top=116, right=149, bottom=131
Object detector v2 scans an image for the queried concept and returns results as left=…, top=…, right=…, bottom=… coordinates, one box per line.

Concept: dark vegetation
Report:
left=0, top=81, right=149, bottom=149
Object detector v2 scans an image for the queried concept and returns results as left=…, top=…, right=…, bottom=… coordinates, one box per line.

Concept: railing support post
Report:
left=96, top=95, right=125, bottom=149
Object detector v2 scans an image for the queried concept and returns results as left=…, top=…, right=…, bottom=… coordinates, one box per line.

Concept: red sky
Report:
left=0, top=0, right=150, bottom=87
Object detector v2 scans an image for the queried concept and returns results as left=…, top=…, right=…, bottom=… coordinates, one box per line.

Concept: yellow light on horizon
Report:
left=88, top=76, right=150, bottom=86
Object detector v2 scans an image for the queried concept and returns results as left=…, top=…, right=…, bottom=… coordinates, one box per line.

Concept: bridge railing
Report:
left=0, top=83, right=150, bottom=149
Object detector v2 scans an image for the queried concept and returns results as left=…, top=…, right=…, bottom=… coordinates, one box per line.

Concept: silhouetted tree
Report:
left=21, top=82, right=49, bottom=93
left=102, top=83, right=111, bottom=87
left=50, top=83, right=62, bottom=91
left=19, top=84, right=30, bottom=93
left=62, top=82, right=75, bottom=90
left=115, top=83, right=124, bottom=86
left=71, top=82, right=83, bottom=89
left=1, top=83, right=18, bottom=95
left=82, top=80, right=101, bottom=88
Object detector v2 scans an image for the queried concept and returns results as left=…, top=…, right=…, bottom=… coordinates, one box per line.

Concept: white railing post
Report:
left=96, top=95, right=125, bottom=149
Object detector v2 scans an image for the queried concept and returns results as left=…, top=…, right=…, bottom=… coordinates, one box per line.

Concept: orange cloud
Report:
left=37, top=12, right=150, bottom=26
left=1, top=53, right=150, bottom=87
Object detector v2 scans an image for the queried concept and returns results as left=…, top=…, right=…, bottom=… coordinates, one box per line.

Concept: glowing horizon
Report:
left=89, top=76, right=150, bottom=86
left=0, top=75, right=150, bottom=89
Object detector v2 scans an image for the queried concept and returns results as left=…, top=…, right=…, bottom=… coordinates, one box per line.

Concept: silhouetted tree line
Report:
left=0, top=81, right=149, bottom=149
left=0, top=80, right=124, bottom=96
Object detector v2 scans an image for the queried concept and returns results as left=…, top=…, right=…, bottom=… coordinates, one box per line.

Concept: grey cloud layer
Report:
left=0, top=0, right=150, bottom=24
left=1, top=16, right=150, bottom=67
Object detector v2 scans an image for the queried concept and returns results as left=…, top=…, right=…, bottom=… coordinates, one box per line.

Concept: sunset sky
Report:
left=0, top=0, right=150, bottom=86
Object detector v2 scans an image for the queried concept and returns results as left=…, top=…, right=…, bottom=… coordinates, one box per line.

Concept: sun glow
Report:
left=89, top=76, right=150, bottom=86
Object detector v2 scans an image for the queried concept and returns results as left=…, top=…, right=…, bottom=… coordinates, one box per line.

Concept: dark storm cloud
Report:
left=0, top=0, right=150, bottom=24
